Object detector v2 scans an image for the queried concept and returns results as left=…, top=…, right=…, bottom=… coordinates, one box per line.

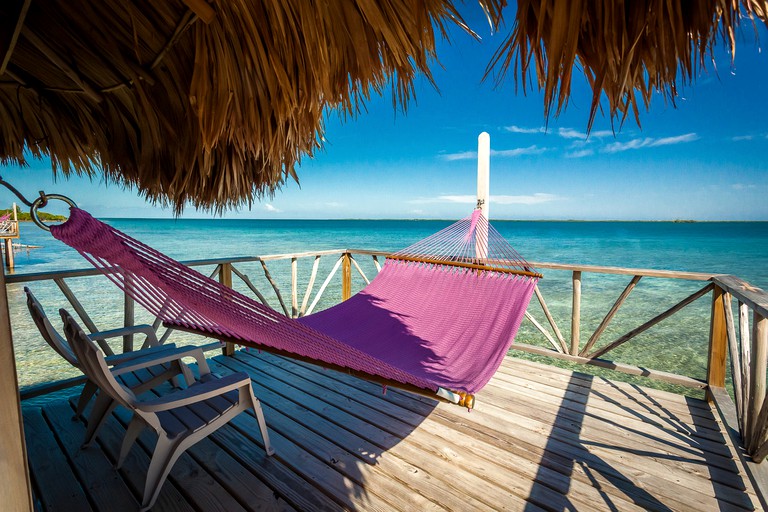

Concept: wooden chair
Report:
left=61, top=309, right=274, bottom=511
left=24, top=286, right=207, bottom=439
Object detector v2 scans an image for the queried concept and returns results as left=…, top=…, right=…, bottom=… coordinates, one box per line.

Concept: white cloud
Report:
left=732, top=183, right=757, bottom=190
left=565, top=149, right=594, bottom=158
left=264, top=203, right=282, bottom=213
left=441, top=145, right=546, bottom=160
left=409, top=193, right=560, bottom=205
left=324, top=201, right=343, bottom=208
left=602, top=133, right=699, bottom=153
left=732, top=135, right=754, bottom=141
left=494, top=193, right=561, bottom=205
left=505, top=125, right=545, bottom=134
left=441, top=151, right=477, bottom=161
left=652, top=133, right=700, bottom=146
left=492, top=145, right=547, bottom=157
left=557, top=127, right=613, bottom=139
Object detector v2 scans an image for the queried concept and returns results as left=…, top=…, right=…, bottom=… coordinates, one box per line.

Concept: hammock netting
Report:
left=51, top=208, right=539, bottom=398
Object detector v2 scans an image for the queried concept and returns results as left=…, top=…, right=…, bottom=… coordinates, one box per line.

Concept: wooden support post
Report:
left=571, top=271, right=582, bottom=355
left=123, top=275, right=135, bottom=352
left=0, top=264, right=34, bottom=510
left=749, top=312, right=768, bottom=451
left=3, top=238, right=13, bottom=271
left=219, top=263, right=235, bottom=356
left=706, top=286, right=728, bottom=400
left=291, top=257, right=298, bottom=318
left=342, top=253, right=352, bottom=301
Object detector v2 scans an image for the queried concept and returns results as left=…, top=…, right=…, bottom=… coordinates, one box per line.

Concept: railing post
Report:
left=570, top=271, right=582, bottom=355
left=291, top=257, right=298, bottom=318
left=123, top=275, right=135, bottom=352
left=342, top=252, right=352, bottom=301
left=0, top=263, right=34, bottom=510
left=706, top=285, right=728, bottom=400
left=219, top=263, right=235, bottom=356
left=749, top=312, right=768, bottom=450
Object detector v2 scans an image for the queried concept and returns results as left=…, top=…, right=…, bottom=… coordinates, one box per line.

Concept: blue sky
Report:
left=2, top=6, right=768, bottom=220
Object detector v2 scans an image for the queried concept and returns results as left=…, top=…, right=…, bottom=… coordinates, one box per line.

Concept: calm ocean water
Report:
left=7, top=217, right=768, bottom=392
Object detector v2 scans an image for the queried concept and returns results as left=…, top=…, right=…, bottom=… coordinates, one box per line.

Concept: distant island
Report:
left=0, top=209, right=66, bottom=221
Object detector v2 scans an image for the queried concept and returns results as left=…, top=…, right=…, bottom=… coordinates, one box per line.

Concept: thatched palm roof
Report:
left=0, top=1, right=765, bottom=212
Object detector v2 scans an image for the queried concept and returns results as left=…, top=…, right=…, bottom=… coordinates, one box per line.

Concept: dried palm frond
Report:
left=487, top=0, right=768, bottom=131
left=0, top=0, right=504, bottom=213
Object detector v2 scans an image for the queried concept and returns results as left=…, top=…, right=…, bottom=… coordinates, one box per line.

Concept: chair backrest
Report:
left=24, top=287, right=79, bottom=367
left=60, top=309, right=138, bottom=408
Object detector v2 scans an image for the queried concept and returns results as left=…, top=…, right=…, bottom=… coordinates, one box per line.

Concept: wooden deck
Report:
left=23, top=350, right=759, bottom=511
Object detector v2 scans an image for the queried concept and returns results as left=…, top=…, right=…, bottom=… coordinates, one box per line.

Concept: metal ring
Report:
left=30, top=194, right=77, bottom=231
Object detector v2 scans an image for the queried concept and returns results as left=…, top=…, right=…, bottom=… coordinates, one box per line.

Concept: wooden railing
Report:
left=8, top=250, right=768, bottom=469
left=513, top=261, right=720, bottom=389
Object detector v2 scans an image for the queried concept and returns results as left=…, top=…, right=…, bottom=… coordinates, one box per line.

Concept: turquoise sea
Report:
left=7, top=217, right=768, bottom=393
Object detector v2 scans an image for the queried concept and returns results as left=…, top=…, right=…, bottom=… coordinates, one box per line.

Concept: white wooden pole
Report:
left=477, top=132, right=490, bottom=218
left=476, top=132, right=490, bottom=260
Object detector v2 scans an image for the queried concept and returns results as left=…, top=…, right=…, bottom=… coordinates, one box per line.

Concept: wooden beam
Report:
left=341, top=253, right=352, bottom=301
left=291, top=258, right=298, bottom=318
left=706, top=286, right=728, bottom=397
left=123, top=275, right=135, bottom=352
left=709, top=386, right=768, bottom=512
left=350, top=256, right=370, bottom=285
left=0, top=0, right=31, bottom=76
left=523, top=311, right=564, bottom=353
left=749, top=312, right=768, bottom=452
left=580, top=275, right=642, bottom=357
left=230, top=266, right=270, bottom=306
left=305, top=256, right=343, bottom=316
left=511, top=342, right=706, bottom=389
left=533, top=285, right=568, bottom=353
left=387, top=254, right=543, bottom=279
left=0, top=264, right=33, bottom=511
left=723, top=292, right=744, bottom=432
left=527, top=260, right=716, bottom=281
left=219, top=263, right=235, bottom=356
left=260, top=260, right=289, bottom=317
left=299, top=256, right=321, bottom=316
left=713, top=274, right=768, bottom=320
left=740, top=301, right=752, bottom=441
left=587, top=283, right=715, bottom=359
left=570, top=271, right=582, bottom=355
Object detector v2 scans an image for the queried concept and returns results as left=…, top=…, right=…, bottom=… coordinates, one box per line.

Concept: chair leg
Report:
left=140, top=436, right=184, bottom=512
left=252, top=398, right=274, bottom=456
left=74, top=380, right=98, bottom=420
left=117, top=417, right=145, bottom=469
left=82, top=392, right=116, bottom=447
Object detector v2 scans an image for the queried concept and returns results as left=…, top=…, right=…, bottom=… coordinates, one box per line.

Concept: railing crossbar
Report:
left=533, top=285, right=567, bottom=353
left=587, top=283, right=715, bottom=360
left=580, top=275, right=642, bottom=357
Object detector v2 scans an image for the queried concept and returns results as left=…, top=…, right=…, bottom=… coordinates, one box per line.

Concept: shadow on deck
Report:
left=22, top=351, right=759, bottom=511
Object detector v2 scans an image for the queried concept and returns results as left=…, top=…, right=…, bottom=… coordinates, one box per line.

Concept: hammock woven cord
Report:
left=51, top=208, right=538, bottom=396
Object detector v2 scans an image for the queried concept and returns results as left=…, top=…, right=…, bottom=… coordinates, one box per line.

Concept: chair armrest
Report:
left=103, top=343, right=178, bottom=366
left=90, top=324, right=160, bottom=347
left=110, top=346, right=208, bottom=376
left=137, top=372, right=251, bottom=412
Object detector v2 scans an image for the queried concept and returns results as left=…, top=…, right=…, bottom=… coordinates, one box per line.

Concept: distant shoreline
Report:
left=99, top=217, right=768, bottom=223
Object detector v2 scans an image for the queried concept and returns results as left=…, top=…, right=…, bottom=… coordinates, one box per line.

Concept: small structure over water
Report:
left=0, top=204, right=19, bottom=270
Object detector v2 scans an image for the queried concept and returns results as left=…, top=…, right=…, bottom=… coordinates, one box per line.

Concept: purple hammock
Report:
left=51, top=208, right=540, bottom=406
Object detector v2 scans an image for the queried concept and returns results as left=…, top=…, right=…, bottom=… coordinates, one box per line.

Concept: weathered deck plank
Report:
left=23, top=352, right=759, bottom=511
